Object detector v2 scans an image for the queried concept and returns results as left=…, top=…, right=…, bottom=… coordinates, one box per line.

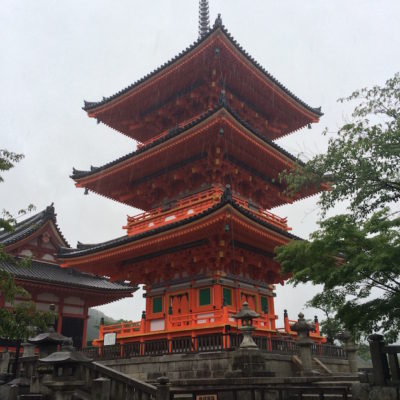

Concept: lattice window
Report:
left=261, top=296, right=269, bottom=313
left=199, top=287, right=211, bottom=306
left=153, top=296, right=163, bottom=313
left=223, top=287, right=232, bottom=306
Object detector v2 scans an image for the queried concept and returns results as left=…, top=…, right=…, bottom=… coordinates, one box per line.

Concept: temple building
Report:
left=0, top=205, right=136, bottom=348
left=59, top=11, right=325, bottom=349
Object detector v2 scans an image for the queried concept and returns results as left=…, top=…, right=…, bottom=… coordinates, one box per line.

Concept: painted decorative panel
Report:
left=150, top=319, right=165, bottom=331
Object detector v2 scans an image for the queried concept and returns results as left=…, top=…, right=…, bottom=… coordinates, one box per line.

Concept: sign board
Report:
left=103, top=332, right=117, bottom=346
left=196, top=395, right=217, bottom=400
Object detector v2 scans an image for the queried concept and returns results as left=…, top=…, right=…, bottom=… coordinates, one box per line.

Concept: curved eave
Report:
left=72, top=105, right=303, bottom=183
left=0, top=205, right=70, bottom=249
left=58, top=191, right=301, bottom=263
left=1, top=258, right=136, bottom=293
left=16, top=277, right=136, bottom=295
left=83, top=23, right=322, bottom=125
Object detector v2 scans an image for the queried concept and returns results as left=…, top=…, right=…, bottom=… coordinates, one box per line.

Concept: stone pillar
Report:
left=0, top=349, right=10, bottom=374
left=155, top=376, right=170, bottom=400
left=8, top=384, right=18, bottom=400
left=92, top=377, right=110, bottom=400
left=338, top=330, right=358, bottom=374
left=20, top=342, right=37, bottom=382
left=21, top=342, right=35, bottom=358
left=291, top=312, right=314, bottom=375
left=368, top=333, right=390, bottom=386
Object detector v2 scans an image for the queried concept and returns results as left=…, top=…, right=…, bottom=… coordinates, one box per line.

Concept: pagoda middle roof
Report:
left=83, top=18, right=322, bottom=141
left=58, top=186, right=300, bottom=261
left=72, top=104, right=302, bottom=182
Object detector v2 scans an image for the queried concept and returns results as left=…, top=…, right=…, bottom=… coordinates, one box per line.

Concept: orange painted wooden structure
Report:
left=60, top=18, right=326, bottom=347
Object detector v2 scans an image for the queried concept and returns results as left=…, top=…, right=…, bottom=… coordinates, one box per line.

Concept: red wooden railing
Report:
left=124, top=186, right=289, bottom=235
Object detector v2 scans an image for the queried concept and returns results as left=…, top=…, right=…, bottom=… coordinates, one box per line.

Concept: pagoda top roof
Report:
left=59, top=186, right=300, bottom=260
left=0, top=257, right=136, bottom=293
left=72, top=104, right=302, bottom=182
left=83, top=17, right=322, bottom=140
left=0, top=204, right=69, bottom=248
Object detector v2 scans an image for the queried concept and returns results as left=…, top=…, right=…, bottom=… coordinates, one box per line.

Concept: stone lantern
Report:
left=28, top=304, right=70, bottom=357
left=290, top=312, right=315, bottom=375
left=232, top=302, right=260, bottom=349
left=39, top=343, right=92, bottom=399
left=230, top=302, right=267, bottom=378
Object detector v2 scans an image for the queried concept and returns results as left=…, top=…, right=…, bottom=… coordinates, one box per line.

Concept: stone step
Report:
left=288, top=396, right=351, bottom=400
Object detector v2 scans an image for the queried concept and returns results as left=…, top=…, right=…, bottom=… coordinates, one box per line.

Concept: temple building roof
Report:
left=0, top=258, right=135, bottom=293
left=0, top=204, right=69, bottom=248
left=83, top=17, right=322, bottom=141
left=0, top=205, right=136, bottom=297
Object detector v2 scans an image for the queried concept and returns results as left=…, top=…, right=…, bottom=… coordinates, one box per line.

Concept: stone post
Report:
left=368, top=333, right=390, bottom=386
left=338, top=330, right=359, bottom=374
left=0, top=349, right=10, bottom=375
left=291, top=312, right=315, bottom=375
left=8, top=384, right=18, bottom=400
left=91, top=377, right=111, bottom=400
left=155, top=376, right=170, bottom=400
left=22, top=342, right=35, bottom=358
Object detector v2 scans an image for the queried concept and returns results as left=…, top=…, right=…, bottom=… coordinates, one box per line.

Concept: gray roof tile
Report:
left=0, top=258, right=136, bottom=292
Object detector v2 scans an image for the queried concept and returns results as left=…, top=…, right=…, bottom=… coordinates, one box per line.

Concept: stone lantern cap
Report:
left=290, top=312, right=315, bottom=333
left=39, top=349, right=92, bottom=364
left=7, top=376, right=30, bottom=387
left=337, top=330, right=352, bottom=342
left=232, top=302, right=260, bottom=320
left=28, top=331, right=71, bottom=345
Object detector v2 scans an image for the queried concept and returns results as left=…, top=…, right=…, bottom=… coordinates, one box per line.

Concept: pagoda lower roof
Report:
left=59, top=186, right=300, bottom=262
left=83, top=19, right=322, bottom=141
left=0, top=257, right=136, bottom=294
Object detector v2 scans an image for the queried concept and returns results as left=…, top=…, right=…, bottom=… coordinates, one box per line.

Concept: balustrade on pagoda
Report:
left=124, top=185, right=289, bottom=236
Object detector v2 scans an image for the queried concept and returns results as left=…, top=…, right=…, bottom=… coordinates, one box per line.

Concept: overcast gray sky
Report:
left=1, top=0, right=399, bottom=324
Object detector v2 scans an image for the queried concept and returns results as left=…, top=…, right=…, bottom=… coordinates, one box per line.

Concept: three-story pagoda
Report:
left=59, top=9, right=324, bottom=348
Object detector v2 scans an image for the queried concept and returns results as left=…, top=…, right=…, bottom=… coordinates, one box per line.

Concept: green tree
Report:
left=305, top=291, right=345, bottom=344
left=0, top=149, right=49, bottom=339
left=276, top=73, right=400, bottom=342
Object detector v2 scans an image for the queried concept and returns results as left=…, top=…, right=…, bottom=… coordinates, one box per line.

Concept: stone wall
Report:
left=101, top=351, right=350, bottom=381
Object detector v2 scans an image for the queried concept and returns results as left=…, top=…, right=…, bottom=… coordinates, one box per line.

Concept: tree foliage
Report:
left=277, top=73, right=400, bottom=342
left=282, top=73, right=400, bottom=219
left=276, top=209, right=400, bottom=342
left=0, top=150, right=49, bottom=339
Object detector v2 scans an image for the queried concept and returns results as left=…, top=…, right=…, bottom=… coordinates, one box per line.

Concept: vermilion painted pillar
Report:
left=283, top=309, right=290, bottom=333
left=269, top=296, right=276, bottom=330
left=57, top=298, right=64, bottom=334
left=214, top=279, right=222, bottom=310
left=81, top=301, right=89, bottom=348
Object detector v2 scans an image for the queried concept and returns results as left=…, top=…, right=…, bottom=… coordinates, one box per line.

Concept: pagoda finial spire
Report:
left=198, top=0, right=210, bottom=39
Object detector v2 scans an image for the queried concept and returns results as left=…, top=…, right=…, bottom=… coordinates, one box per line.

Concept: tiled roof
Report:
left=0, top=204, right=69, bottom=248
left=0, top=258, right=136, bottom=292
left=59, top=186, right=301, bottom=259
left=83, top=16, right=322, bottom=118
left=72, top=104, right=303, bottom=181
